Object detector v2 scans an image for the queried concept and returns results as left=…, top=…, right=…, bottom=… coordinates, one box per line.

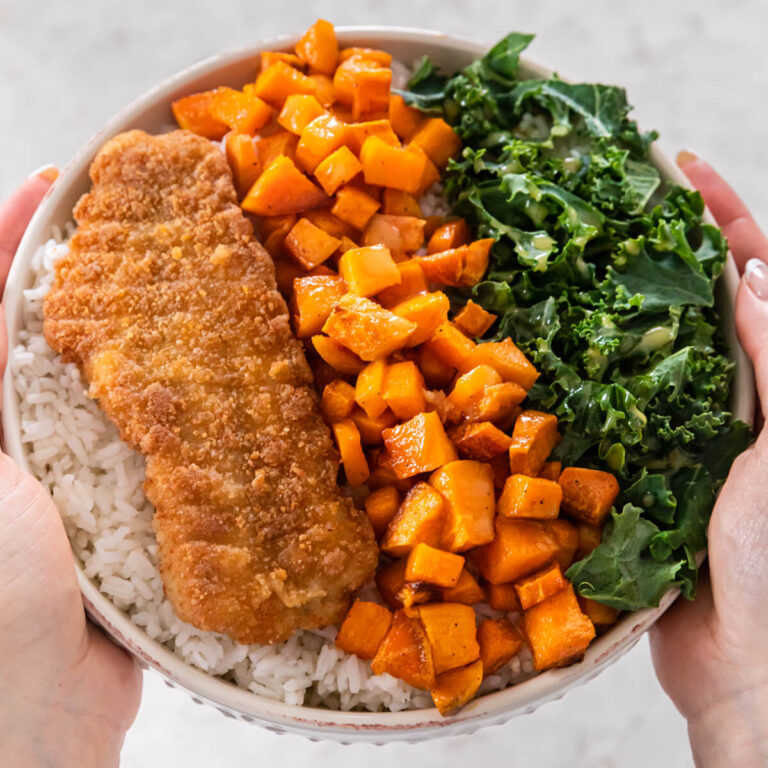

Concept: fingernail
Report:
left=745, top=258, right=768, bottom=300
left=676, top=150, right=698, bottom=168
left=27, top=164, right=59, bottom=183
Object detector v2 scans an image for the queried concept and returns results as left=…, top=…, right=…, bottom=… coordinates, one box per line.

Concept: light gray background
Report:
left=2, top=1, right=766, bottom=765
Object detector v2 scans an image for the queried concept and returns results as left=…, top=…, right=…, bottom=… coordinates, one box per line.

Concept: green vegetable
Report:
left=399, top=32, right=752, bottom=610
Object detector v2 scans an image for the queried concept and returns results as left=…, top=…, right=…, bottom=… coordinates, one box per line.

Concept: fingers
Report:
left=735, top=263, right=768, bottom=419
left=677, top=152, right=768, bottom=273
left=0, top=168, right=57, bottom=294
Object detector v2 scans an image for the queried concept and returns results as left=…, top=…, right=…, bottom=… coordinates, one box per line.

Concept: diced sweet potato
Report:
left=514, top=562, right=567, bottom=610
left=409, top=143, right=441, bottom=195
left=489, top=453, right=512, bottom=492
left=333, top=55, right=382, bottom=105
left=539, top=461, right=562, bottom=482
left=375, top=559, right=408, bottom=609
left=461, top=238, right=493, bottom=286
left=418, top=603, right=479, bottom=674
left=463, top=339, right=539, bottom=389
left=382, top=361, right=427, bottom=420
left=372, top=608, right=436, bottom=689
left=339, top=47, right=393, bottom=66
left=291, top=274, right=345, bottom=337
left=421, top=323, right=476, bottom=372
left=427, top=219, right=470, bottom=254
left=313, top=145, right=363, bottom=196
left=363, top=214, right=425, bottom=256
left=578, top=596, right=620, bottom=628
left=277, top=93, right=327, bottom=135
left=260, top=51, right=304, bottom=70
left=382, top=189, right=422, bottom=217
left=430, top=461, right=495, bottom=552
left=396, top=581, right=441, bottom=609
left=296, top=114, right=348, bottom=173
left=225, top=133, right=261, bottom=199
left=381, top=481, right=446, bottom=556
left=171, top=90, right=228, bottom=139
left=256, top=130, right=299, bottom=168
left=453, top=301, right=496, bottom=338
left=284, top=217, right=341, bottom=269
left=406, top=543, right=465, bottom=588
left=430, top=659, right=483, bottom=717
left=558, top=467, right=620, bottom=526
left=344, top=119, right=400, bottom=155
left=323, top=294, right=416, bottom=360
left=364, top=485, right=401, bottom=538
left=548, top=518, right=580, bottom=570
left=378, top=260, right=429, bottom=307
left=295, top=19, right=338, bottom=75
left=339, top=245, right=400, bottom=297
left=331, top=419, right=369, bottom=486
left=332, top=184, right=381, bottom=230
left=311, top=335, right=365, bottom=375
left=354, top=359, right=388, bottom=419
left=424, top=389, right=460, bottom=425
left=360, top=136, right=427, bottom=194
left=383, top=411, right=458, bottom=479
left=273, top=258, right=303, bottom=293
left=391, top=292, right=450, bottom=347
left=465, top=383, right=526, bottom=424
left=473, top=518, right=560, bottom=584
left=241, top=156, right=327, bottom=216
left=522, top=584, right=596, bottom=670
left=304, top=205, right=354, bottom=240
left=388, top=93, right=424, bottom=141
left=508, top=411, right=561, bottom=476
left=350, top=407, right=397, bottom=445
left=211, top=87, right=273, bottom=134
left=447, top=364, right=502, bottom=414
left=441, top=569, right=485, bottom=605
left=320, top=379, right=356, bottom=422
left=253, top=61, right=316, bottom=107
left=477, top=618, right=523, bottom=675
left=450, top=421, right=513, bottom=461
left=418, top=247, right=467, bottom=286
left=335, top=600, right=392, bottom=660
left=351, top=67, right=391, bottom=121
left=338, top=235, right=359, bottom=254
left=261, top=214, right=297, bottom=259
left=498, top=474, right=563, bottom=520
left=485, top=582, right=522, bottom=612
left=410, top=117, right=462, bottom=168
left=576, top=522, right=603, bottom=560
left=308, top=73, right=335, bottom=107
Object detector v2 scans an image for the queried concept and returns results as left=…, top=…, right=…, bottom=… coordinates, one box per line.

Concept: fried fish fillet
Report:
left=43, top=129, right=377, bottom=645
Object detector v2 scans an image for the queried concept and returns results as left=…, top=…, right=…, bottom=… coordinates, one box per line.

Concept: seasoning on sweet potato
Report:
left=291, top=274, right=345, bottom=337
left=364, top=485, right=401, bottom=538
left=418, top=247, right=467, bottom=286
left=441, top=569, right=485, bottom=605
left=296, top=114, right=348, bottom=173
left=522, top=583, right=596, bottom=671
left=427, top=219, right=470, bottom=254
left=224, top=133, right=261, bottom=199
left=344, top=119, right=400, bottom=155
left=465, top=383, right=526, bottom=425
left=354, top=359, right=388, bottom=419
left=256, top=130, right=299, bottom=167
left=360, top=135, right=427, bottom=194
left=450, top=421, right=513, bottom=461
left=477, top=618, right=523, bottom=675
left=335, top=600, right=392, bottom=660
left=576, top=522, right=603, bottom=559
left=447, top=364, right=502, bottom=414
left=410, top=117, right=462, bottom=168
left=539, top=461, right=562, bottom=482
left=380, top=481, right=446, bottom=556
left=253, top=60, right=316, bottom=107
left=430, top=659, right=483, bottom=716
left=241, top=155, right=327, bottom=216
left=209, top=87, right=273, bottom=135
left=382, top=361, right=427, bottom=420
left=405, top=543, right=465, bottom=588
left=171, top=91, right=228, bottom=139
left=548, top=518, right=579, bottom=570
left=485, top=582, right=522, bottom=612
left=311, top=334, right=365, bottom=375
left=463, top=339, right=539, bottom=389
left=382, top=189, right=423, bottom=217
left=383, top=411, right=458, bottom=479
left=313, top=145, right=363, bottom=196
left=418, top=603, right=480, bottom=674
left=388, top=93, right=423, bottom=141
left=508, top=410, right=561, bottom=476
left=430, top=460, right=495, bottom=552
left=578, top=596, right=620, bottom=628
left=473, top=518, right=560, bottom=584
left=391, top=292, right=450, bottom=347
left=453, top=301, right=496, bottom=338
left=331, top=419, right=369, bottom=486
left=372, top=609, right=436, bottom=690
left=284, top=217, right=341, bottom=269
left=421, top=322, right=476, bottom=372
left=277, top=93, right=327, bottom=135
left=378, top=260, right=429, bottom=307
left=350, top=407, right=397, bottom=445
left=294, top=19, right=338, bottom=75
left=558, top=467, right=620, bottom=526
left=514, top=561, right=567, bottom=610
left=340, top=245, right=400, bottom=297
left=332, top=184, right=381, bottom=230
left=320, top=379, right=356, bottom=422
left=363, top=214, right=425, bottom=256
left=375, top=559, right=408, bottom=609
left=498, top=474, right=563, bottom=520
left=396, top=581, right=441, bottom=609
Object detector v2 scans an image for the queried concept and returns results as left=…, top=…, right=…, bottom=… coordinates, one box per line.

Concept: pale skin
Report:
left=0, top=154, right=765, bottom=765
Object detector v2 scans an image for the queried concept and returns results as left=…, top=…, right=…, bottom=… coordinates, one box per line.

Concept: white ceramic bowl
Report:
left=2, top=27, right=755, bottom=743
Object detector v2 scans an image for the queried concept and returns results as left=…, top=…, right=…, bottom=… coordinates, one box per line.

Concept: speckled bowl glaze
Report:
left=2, top=27, right=755, bottom=744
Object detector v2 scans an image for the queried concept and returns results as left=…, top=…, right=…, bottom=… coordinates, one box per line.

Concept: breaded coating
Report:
left=43, top=130, right=377, bottom=644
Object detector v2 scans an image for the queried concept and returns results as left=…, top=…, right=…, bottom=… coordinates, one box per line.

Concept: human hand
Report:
left=650, top=153, right=768, bottom=767
left=0, top=170, right=142, bottom=768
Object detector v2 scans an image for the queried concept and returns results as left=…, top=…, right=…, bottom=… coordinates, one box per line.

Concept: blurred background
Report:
left=2, top=0, right=766, bottom=765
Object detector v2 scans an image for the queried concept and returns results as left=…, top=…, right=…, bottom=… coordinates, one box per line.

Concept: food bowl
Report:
left=2, top=27, right=755, bottom=743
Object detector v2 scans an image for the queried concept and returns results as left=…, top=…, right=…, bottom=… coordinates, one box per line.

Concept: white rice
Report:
left=12, top=215, right=534, bottom=711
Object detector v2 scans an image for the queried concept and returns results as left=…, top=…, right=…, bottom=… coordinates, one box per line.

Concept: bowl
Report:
left=2, top=26, right=755, bottom=743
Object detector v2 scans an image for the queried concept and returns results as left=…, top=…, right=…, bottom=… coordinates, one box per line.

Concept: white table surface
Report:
left=2, top=1, right=766, bottom=765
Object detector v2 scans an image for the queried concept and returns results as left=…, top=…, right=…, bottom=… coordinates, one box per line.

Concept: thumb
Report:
left=735, top=259, right=768, bottom=418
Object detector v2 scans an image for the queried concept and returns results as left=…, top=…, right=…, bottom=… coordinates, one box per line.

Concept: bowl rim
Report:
left=2, top=25, right=755, bottom=741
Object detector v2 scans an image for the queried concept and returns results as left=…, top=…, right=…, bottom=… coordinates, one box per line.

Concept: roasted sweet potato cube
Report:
left=383, top=411, right=458, bottom=479
left=320, top=379, right=356, bottom=422
left=477, top=618, right=523, bottom=675
left=339, top=47, right=393, bottom=66
left=463, top=339, right=539, bottom=389
left=450, top=421, right=513, bottom=461
left=354, top=358, right=388, bottom=419
left=351, top=67, right=391, bottom=121
left=323, top=294, right=416, bottom=360
left=514, top=561, right=567, bottom=610
left=410, top=117, right=462, bottom=168
left=261, top=214, right=297, bottom=259
left=375, top=559, right=408, bottom=609
left=304, top=205, right=355, bottom=240
left=453, top=301, right=496, bottom=337
left=427, top=219, right=470, bottom=254
left=396, top=581, right=441, bottom=609
left=224, top=133, right=261, bottom=199
left=441, top=569, right=485, bottom=605
left=559, top=467, right=620, bottom=526
left=331, top=419, right=369, bottom=486
left=311, top=335, right=365, bottom=375
left=360, top=136, right=427, bottom=194
left=296, top=114, right=348, bottom=173
left=350, top=407, right=397, bottom=445
left=171, top=90, right=228, bottom=139
left=382, top=189, right=423, bottom=217
left=418, top=247, right=467, bottom=286
left=424, top=389, right=460, bottom=425
left=332, top=185, right=381, bottom=230
left=418, top=603, right=479, bottom=675
left=522, top=584, right=596, bottom=671
left=295, top=18, right=338, bottom=75
left=364, top=485, right=401, bottom=538
left=291, top=274, right=345, bottom=338
left=489, top=453, right=511, bottom=492
left=406, top=543, right=465, bottom=588
left=210, top=87, right=274, bottom=134
left=313, top=145, right=363, bottom=196
left=363, top=214, right=425, bottom=256
left=508, top=411, right=561, bottom=476
left=576, top=522, right=603, bottom=560
left=381, top=481, right=446, bottom=556
left=578, top=596, right=620, bottom=628
left=388, top=93, right=424, bottom=141
left=465, top=383, right=526, bottom=424
left=241, top=156, right=327, bottom=216
left=260, top=51, right=304, bottom=70
left=548, top=518, right=580, bottom=570
left=447, top=364, right=502, bottom=414
left=421, top=323, right=476, bottom=372
left=277, top=93, right=328, bottom=135
left=485, top=582, right=522, bottom=612
left=339, top=245, right=400, bottom=297
left=378, top=260, right=429, bottom=307
left=391, top=292, right=450, bottom=347
left=308, top=73, right=335, bottom=108
left=371, top=609, right=436, bottom=689
left=382, top=361, right=427, bottom=420
left=344, top=119, right=400, bottom=155
left=430, top=659, right=483, bottom=717
left=498, top=474, right=563, bottom=520
left=473, top=518, right=560, bottom=584
left=253, top=60, right=316, bottom=107
left=430, top=460, right=495, bottom=552
left=333, top=55, right=382, bottom=105
left=409, top=143, right=441, bottom=196
left=417, top=345, right=457, bottom=390
left=335, top=600, right=392, bottom=660
left=539, top=461, right=562, bottom=482
left=256, top=130, right=299, bottom=168
left=284, top=217, right=341, bottom=269
left=460, top=238, right=493, bottom=286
